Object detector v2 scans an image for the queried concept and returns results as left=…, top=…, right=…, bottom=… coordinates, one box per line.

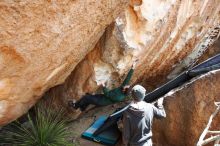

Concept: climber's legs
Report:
left=69, top=94, right=106, bottom=111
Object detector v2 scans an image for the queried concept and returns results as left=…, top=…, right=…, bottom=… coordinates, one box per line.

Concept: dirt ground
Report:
left=68, top=102, right=128, bottom=146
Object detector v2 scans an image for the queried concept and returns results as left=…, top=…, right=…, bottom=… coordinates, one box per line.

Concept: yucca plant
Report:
left=0, top=103, right=73, bottom=146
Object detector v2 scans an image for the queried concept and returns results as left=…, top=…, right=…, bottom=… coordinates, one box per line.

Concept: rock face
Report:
left=0, top=0, right=128, bottom=125
left=45, top=0, right=220, bottom=108
left=0, top=0, right=220, bottom=126
left=67, top=70, right=220, bottom=146
left=197, top=38, right=220, bottom=64
left=153, top=70, right=220, bottom=146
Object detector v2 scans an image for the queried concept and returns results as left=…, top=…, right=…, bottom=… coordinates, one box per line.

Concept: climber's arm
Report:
left=121, top=68, right=134, bottom=87
left=103, top=86, right=110, bottom=95
left=101, top=82, right=111, bottom=97
left=121, top=60, right=138, bottom=87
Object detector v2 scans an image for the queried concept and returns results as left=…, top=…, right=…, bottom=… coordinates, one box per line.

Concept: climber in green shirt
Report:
left=101, top=68, right=134, bottom=104
left=68, top=61, right=137, bottom=111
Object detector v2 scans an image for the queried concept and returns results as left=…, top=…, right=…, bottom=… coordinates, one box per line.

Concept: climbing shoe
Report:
left=68, top=100, right=76, bottom=108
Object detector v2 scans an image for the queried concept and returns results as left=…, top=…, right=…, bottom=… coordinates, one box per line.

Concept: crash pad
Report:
left=81, top=116, right=121, bottom=146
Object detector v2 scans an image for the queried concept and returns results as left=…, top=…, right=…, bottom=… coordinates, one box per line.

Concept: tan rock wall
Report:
left=153, top=70, right=220, bottom=146
left=131, top=0, right=220, bottom=85
left=197, top=38, right=220, bottom=64
left=0, top=0, right=128, bottom=125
